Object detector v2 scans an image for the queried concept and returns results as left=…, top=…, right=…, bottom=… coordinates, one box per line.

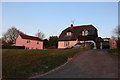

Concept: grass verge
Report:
left=2, top=48, right=84, bottom=78
left=108, top=49, right=120, bottom=56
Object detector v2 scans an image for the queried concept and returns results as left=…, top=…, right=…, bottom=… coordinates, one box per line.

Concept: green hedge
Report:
left=2, top=45, right=25, bottom=49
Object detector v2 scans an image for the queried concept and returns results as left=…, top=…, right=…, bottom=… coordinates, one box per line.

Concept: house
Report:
left=15, top=33, right=43, bottom=49
left=58, top=24, right=103, bottom=49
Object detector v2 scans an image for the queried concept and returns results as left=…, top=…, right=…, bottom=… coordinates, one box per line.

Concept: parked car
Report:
left=67, top=42, right=94, bottom=49
left=71, top=43, right=83, bottom=48
left=83, top=42, right=94, bottom=49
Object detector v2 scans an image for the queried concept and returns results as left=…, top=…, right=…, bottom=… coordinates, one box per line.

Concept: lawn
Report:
left=2, top=48, right=84, bottom=78
left=108, top=49, right=120, bottom=56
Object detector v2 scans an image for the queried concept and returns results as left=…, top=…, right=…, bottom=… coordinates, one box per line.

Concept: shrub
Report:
left=2, top=45, right=25, bottom=49
left=108, top=49, right=120, bottom=56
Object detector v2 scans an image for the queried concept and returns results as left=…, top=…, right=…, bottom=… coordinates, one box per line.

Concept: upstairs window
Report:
left=66, top=32, right=72, bottom=36
left=37, top=41, right=39, bottom=44
left=26, top=40, right=30, bottom=43
left=82, top=30, right=88, bottom=36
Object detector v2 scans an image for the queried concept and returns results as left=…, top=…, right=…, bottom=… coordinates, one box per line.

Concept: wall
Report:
left=58, top=40, right=97, bottom=49
left=58, top=40, right=77, bottom=48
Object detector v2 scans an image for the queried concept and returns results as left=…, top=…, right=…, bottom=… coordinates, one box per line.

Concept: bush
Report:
left=2, top=45, right=25, bottom=49
left=108, top=49, right=120, bottom=56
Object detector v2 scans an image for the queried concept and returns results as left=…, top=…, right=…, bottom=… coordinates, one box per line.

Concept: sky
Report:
left=2, top=2, right=118, bottom=39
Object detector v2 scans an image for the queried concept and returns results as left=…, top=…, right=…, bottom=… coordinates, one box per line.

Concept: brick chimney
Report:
left=37, top=33, right=40, bottom=38
left=71, top=24, right=73, bottom=27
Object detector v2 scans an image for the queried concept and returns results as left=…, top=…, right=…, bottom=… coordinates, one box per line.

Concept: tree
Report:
left=113, top=25, right=120, bottom=49
left=113, top=25, right=120, bottom=39
left=35, top=32, right=45, bottom=40
left=48, top=36, right=58, bottom=48
left=43, top=39, right=49, bottom=49
left=2, top=27, right=24, bottom=45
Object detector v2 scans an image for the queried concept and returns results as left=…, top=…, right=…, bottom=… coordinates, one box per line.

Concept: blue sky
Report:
left=2, top=2, right=118, bottom=39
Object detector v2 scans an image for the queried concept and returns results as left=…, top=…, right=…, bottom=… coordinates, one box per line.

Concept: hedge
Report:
left=2, top=45, right=25, bottom=49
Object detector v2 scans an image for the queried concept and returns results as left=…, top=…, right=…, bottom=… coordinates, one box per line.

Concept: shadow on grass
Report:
left=2, top=48, right=87, bottom=78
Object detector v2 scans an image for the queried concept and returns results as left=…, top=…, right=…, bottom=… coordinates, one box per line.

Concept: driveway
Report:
left=32, top=50, right=118, bottom=78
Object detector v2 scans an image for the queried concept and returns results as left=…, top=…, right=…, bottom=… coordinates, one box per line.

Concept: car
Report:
left=64, top=43, right=82, bottom=49
left=71, top=43, right=83, bottom=48
left=84, top=42, right=94, bottom=49
left=71, top=42, right=94, bottom=49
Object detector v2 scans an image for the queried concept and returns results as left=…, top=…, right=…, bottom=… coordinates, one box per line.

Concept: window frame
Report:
left=26, top=40, right=30, bottom=43
left=82, top=29, right=88, bottom=36
left=66, top=32, right=72, bottom=36
left=64, top=41, right=70, bottom=47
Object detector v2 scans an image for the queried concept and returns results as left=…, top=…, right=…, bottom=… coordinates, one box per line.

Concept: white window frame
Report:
left=66, top=32, right=72, bottom=36
left=82, top=30, right=88, bottom=36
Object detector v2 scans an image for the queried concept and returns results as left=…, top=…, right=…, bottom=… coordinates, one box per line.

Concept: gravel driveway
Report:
left=31, top=50, right=118, bottom=78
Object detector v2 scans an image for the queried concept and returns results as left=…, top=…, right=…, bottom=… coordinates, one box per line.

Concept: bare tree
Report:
left=35, top=32, right=45, bottom=40
left=112, top=25, right=120, bottom=39
left=2, top=27, right=24, bottom=44
left=112, top=25, right=120, bottom=49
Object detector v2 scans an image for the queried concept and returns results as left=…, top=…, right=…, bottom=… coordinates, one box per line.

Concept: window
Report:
left=82, top=30, right=88, bottom=36
left=64, top=41, right=70, bottom=46
left=26, top=40, right=30, bottom=43
left=66, top=32, right=72, bottom=36
left=37, top=41, right=39, bottom=44
left=27, top=41, right=29, bottom=43
left=25, top=47, right=29, bottom=49
left=85, top=30, right=88, bottom=35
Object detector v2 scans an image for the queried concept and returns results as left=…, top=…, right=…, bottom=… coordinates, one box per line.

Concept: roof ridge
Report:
left=65, top=24, right=94, bottom=30
left=73, top=24, right=93, bottom=27
left=20, top=34, right=42, bottom=41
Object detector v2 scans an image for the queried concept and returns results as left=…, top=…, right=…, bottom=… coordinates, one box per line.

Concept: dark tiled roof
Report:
left=58, top=24, right=98, bottom=41
left=20, top=34, right=42, bottom=41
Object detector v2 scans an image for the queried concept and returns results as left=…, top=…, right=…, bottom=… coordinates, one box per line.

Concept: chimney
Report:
left=71, top=24, right=73, bottom=27
left=37, top=33, right=40, bottom=38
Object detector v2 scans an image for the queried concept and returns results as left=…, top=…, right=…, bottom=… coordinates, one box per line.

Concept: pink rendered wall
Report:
left=16, top=35, right=43, bottom=49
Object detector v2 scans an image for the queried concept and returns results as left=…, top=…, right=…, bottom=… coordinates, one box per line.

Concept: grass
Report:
left=2, top=48, right=84, bottom=78
left=108, top=48, right=120, bottom=56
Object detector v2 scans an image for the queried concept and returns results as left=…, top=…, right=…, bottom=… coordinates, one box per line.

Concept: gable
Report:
left=16, top=35, right=22, bottom=41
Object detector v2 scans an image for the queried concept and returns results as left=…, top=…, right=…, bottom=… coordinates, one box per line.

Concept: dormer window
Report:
left=82, top=29, right=88, bottom=36
left=66, top=32, right=72, bottom=36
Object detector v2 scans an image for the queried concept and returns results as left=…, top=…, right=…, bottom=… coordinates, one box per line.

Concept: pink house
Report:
left=16, top=33, right=43, bottom=49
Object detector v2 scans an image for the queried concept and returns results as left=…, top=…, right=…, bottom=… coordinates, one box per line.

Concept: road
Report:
left=32, top=50, right=118, bottom=78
